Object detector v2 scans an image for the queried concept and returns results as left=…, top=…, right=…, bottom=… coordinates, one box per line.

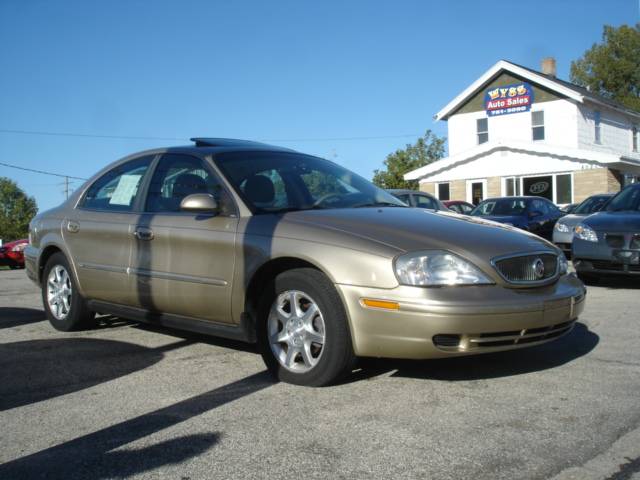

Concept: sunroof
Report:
left=190, top=138, right=272, bottom=148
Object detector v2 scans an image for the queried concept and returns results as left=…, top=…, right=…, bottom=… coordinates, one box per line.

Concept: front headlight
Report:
left=558, top=255, right=569, bottom=275
left=555, top=222, right=570, bottom=233
left=395, top=250, right=493, bottom=286
left=574, top=224, right=598, bottom=242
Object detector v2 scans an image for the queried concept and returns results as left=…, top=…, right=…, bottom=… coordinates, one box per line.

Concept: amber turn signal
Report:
left=361, top=299, right=400, bottom=310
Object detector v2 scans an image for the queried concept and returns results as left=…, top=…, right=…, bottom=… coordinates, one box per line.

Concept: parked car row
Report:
left=388, top=184, right=640, bottom=282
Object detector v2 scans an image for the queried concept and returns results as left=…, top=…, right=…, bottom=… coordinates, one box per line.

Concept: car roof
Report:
left=129, top=138, right=298, bottom=159
left=481, top=196, right=546, bottom=202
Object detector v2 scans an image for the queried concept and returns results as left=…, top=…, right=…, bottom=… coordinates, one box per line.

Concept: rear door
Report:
left=131, top=153, right=238, bottom=323
left=63, top=155, right=154, bottom=305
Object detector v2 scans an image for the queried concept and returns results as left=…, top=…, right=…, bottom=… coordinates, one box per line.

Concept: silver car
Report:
left=553, top=194, right=613, bottom=257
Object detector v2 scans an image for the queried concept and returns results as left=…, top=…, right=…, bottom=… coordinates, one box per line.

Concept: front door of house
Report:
left=468, top=180, right=486, bottom=205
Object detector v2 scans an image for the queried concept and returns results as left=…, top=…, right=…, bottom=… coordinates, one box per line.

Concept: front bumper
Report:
left=553, top=230, right=573, bottom=256
left=336, top=274, right=586, bottom=359
left=573, top=236, right=640, bottom=275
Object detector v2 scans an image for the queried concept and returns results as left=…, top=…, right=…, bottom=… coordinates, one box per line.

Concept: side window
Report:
left=396, top=194, right=412, bottom=205
left=415, top=195, right=436, bottom=210
left=531, top=199, right=548, bottom=214
left=145, top=154, right=234, bottom=215
left=81, top=156, right=153, bottom=211
left=459, top=204, right=474, bottom=214
left=239, top=169, right=288, bottom=210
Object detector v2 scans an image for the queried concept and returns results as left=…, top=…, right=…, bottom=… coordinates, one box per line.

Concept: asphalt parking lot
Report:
left=1, top=269, right=639, bottom=480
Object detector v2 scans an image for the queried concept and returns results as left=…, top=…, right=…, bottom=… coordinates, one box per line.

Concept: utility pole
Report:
left=64, top=176, right=69, bottom=200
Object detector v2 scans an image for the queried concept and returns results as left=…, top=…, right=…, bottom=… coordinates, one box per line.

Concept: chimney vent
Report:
left=541, top=57, right=557, bottom=77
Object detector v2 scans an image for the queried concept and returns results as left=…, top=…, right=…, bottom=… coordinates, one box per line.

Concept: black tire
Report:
left=42, top=252, right=96, bottom=331
left=9, top=263, right=21, bottom=270
left=257, top=268, right=356, bottom=387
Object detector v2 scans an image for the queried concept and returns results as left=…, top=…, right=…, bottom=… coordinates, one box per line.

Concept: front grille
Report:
left=494, top=253, right=558, bottom=283
left=433, top=321, right=575, bottom=351
left=605, top=234, right=625, bottom=248
left=632, top=234, right=640, bottom=250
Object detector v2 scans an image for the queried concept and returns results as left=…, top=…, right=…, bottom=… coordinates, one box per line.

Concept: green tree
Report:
left=570, top=23, right=640, bottom=112
left=0, top=177, right=38, bottom=241
left=372, top=130, right=446, bottom=190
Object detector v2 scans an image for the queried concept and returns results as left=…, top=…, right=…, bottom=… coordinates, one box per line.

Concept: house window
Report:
left=594, top=111, right=602, bottom=144
left=477, top=118, right=488, bottom=144
left=531, top=111, right=545, bottom=141
left=633, top=126, right=638, bottom=152
left=504, top=177, right=521, bottom=196
left=556, top=174, right=572, bottom=204
left=437, top=182, right=450, bottom=201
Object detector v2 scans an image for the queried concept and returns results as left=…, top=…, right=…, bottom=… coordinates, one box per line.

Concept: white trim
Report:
left=434, top=60, right=584, bottom=121
left=466, top=179, right=487, bottom=204
left=404, top=140, right=640, bottom=182
left=500, top=171, right=575, bottom=205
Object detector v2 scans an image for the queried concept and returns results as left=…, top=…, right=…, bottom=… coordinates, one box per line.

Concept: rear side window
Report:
left=145, top=154, right=234, bottom=215
left=415, top=195, right=436, bottom=210
left=81, top=156, right=153, bottom=211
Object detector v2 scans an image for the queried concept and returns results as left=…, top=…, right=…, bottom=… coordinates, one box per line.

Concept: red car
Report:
left=0, top=239, right=29, bottom=269
left=443, top=200, right=475, bottom=214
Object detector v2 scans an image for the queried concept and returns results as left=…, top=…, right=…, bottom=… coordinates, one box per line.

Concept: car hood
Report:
left=582, top=211, right=640, bottom=232
left=275, top=208, right=555, bottom=262
left=556, top=214, right=585, bottom=227
left=1, top=239, right=28, bottom=249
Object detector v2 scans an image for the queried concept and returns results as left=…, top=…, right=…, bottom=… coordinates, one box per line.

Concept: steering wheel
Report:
left=312, top=193, right=344, bottom=207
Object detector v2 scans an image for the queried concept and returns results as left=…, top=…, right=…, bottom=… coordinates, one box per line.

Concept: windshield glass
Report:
left=574, top=195, right=611, bottom=214
left=471, top=198, right=528, bottom=216
left=605, top=186, right=640, bottom=212
left=215, top=151, right=406, bottom=213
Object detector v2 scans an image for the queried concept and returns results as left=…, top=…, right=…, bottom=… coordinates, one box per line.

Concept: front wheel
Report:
left=257, top=268, right=355, bottom=387
left=42, top=252, right=96, bottom=331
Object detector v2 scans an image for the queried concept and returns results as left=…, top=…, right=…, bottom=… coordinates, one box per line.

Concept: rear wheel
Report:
left=42, top=252, right=96, bottom=331
left=257, top=268, right=355, bottom=386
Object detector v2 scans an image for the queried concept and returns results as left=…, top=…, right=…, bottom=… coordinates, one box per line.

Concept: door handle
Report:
left=134, top=227, right=154, bottom=241
left=66, top=220, right=80, bottom=233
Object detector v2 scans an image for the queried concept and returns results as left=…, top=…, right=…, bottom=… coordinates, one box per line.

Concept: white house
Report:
left=405, top=59, right=640, bottom=206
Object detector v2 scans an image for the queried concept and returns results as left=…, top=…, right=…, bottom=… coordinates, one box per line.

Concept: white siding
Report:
left=577, top=103, right=640, bottom=160
left=447, top=99, right=580, bottom=156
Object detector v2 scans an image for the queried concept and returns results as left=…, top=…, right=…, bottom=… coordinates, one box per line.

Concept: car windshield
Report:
left=605, top=186, right=640, bottom=212
left=573, top=195, right=610, bottom=214
left=471, top=198, right=528, bottom=216
left=215, top=151, right=406, bottom=213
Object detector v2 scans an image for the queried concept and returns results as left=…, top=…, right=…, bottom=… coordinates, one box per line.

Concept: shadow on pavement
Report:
left=0, top=371, right=274, bottom=479
left=0, top=307, right=46, bottom=329
left=351, top=322, right=599, bottom=383
left=0, top=338, right=190, bottom=411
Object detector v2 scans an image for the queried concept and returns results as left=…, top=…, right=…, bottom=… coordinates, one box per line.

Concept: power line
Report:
left=0, top=128, right=422, bottom=143
left=0, top=161, right=87, bottom=180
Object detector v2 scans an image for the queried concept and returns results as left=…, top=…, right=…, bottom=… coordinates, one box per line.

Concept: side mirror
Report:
left=180, top=193, right=218, bottom=213
left=529, top=210, right=543, bottom=218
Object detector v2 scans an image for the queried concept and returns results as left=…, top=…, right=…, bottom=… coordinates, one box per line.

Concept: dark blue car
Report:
left=573, top=183, right=640, bottom=279
left=471, top=196, right=564, bottom=240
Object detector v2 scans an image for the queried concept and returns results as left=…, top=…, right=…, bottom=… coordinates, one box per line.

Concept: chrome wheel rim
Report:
left=47, top=265, right=72, bottom=321
left=268, top=290, right=326, bottom=373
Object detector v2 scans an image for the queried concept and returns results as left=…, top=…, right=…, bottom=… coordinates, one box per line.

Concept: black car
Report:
left=471, top=196, right=564, bottom=240
left=573, top=183, right=640, bottom=279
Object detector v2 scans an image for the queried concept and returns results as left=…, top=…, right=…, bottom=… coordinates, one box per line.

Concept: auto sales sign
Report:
left=484, top=83, right=534, bottom=116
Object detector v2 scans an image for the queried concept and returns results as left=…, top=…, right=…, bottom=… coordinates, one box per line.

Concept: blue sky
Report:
left=1, top=0, right=638, bottom=211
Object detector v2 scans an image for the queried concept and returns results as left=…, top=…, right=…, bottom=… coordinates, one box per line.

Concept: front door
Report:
left=131, top=153, right=238, bottom=323
left=63, top=155, right=154, bottom=305
left=467, top=180, right=486, bottom=206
